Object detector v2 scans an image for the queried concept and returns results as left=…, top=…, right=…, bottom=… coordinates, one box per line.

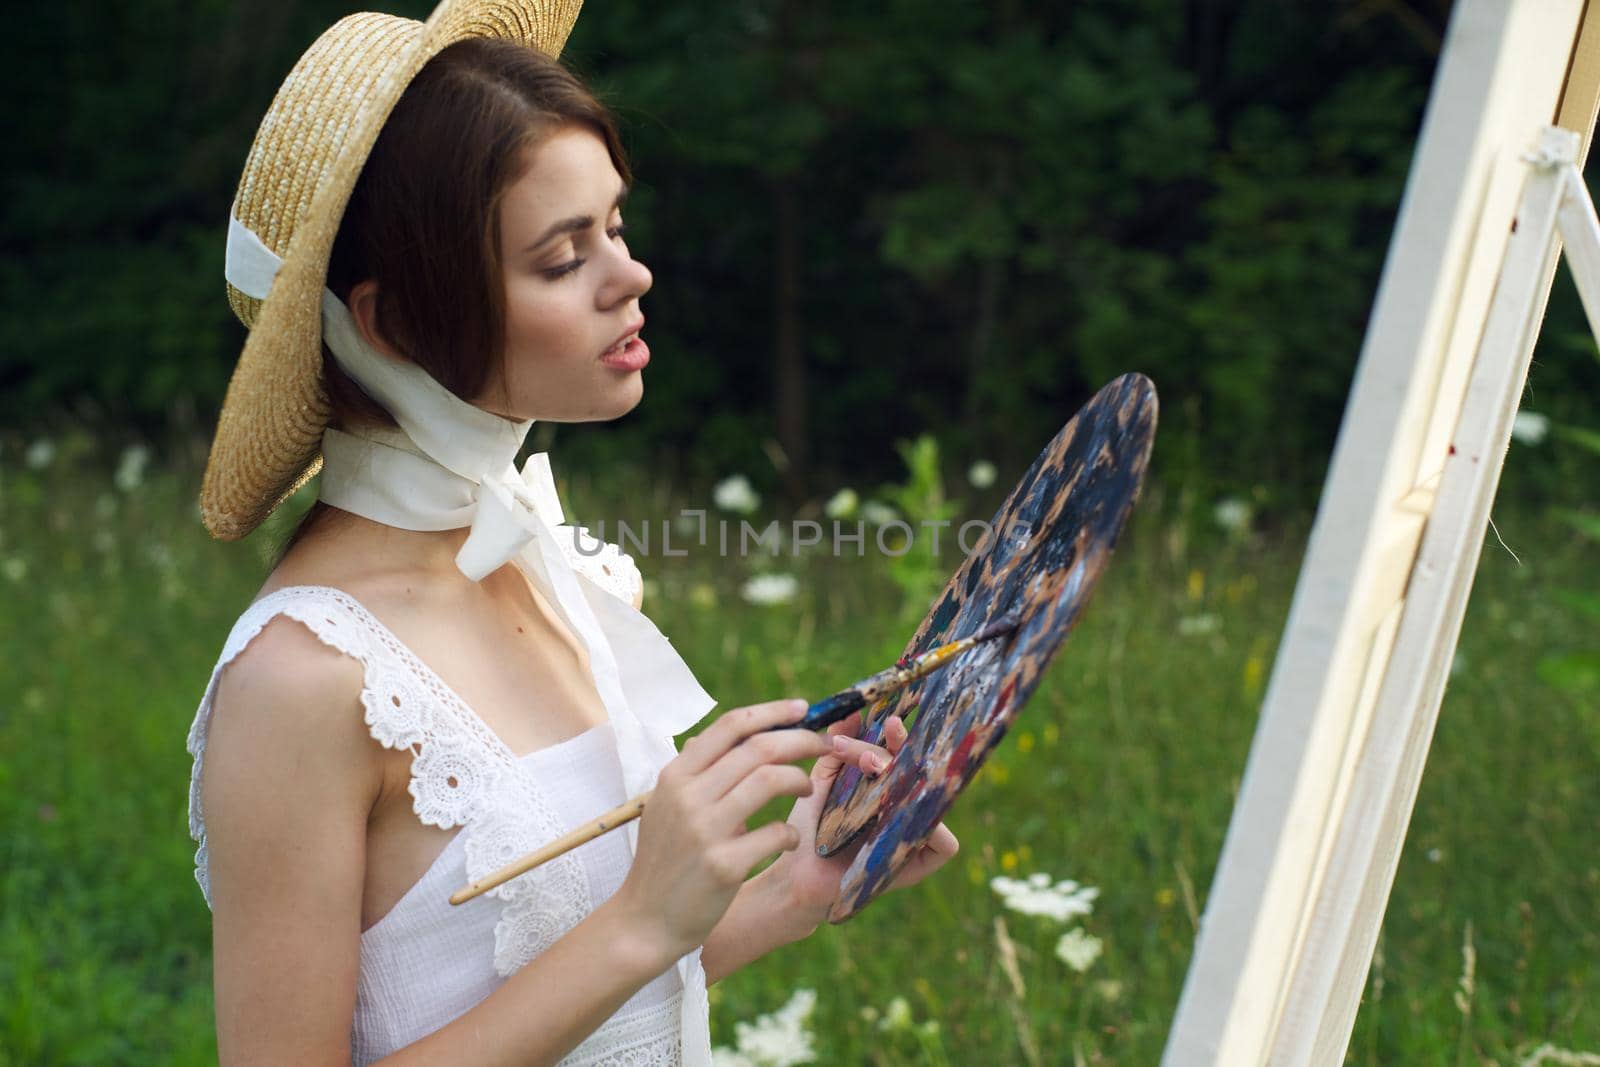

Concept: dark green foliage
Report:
left=17, top=1, right=1582, bottom=510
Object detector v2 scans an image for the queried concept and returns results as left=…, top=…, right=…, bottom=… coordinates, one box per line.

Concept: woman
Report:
left=185, top=4, right=958, bottom=1065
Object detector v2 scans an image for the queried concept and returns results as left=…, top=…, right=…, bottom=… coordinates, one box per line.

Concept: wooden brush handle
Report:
left=449, top=789, right=653, bottom=905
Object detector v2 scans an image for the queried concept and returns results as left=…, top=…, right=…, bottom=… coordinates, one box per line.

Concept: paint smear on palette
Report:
left=815, top=373, right=1158, bottom=923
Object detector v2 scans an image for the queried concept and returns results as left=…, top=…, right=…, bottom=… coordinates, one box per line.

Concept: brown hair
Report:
left=280, top=36, right=630, bottom=556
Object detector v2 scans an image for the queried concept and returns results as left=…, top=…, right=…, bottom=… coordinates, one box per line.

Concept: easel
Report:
left=1162, top=2, right=1600, bottom=1063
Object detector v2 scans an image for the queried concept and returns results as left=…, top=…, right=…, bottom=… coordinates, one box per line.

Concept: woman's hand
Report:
left=613, top=699, right=831, bottom=962
left=768, top=710, right=960, bottom=929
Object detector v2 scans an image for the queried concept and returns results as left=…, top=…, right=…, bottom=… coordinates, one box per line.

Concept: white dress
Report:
left=185, top=581, right=697, bottom=1065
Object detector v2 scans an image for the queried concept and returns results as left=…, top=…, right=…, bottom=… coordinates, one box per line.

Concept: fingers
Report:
left=714, top=761, right=817, bottom=835
left=925, top=822, right=959, bottom=857
left=884, top=714, right=908, bottom=751
left=825, top=710, right=862, bottom=739
left=673, top=699, right=811, bottom=776
left=828, top=711, right=906, bottom=746
left=699, top=727, right=830, bottom=801
left=830, top=734, right=892, bottom=775
left=813, top=713, right=859, bottom=786
left=719, top=820, right=803, bottom=878
left=888, top=822, right=961, bottom=891
left=828, top=713, right=907, bottom=775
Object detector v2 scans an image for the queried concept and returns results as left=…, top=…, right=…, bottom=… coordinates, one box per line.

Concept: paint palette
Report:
left=815, top=373, right=1157, bottom=922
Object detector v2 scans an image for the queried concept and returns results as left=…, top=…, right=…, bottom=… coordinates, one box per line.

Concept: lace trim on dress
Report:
left=186, top=583, right=627, bottom=977
left=565, top=992, right=683, bottom=1067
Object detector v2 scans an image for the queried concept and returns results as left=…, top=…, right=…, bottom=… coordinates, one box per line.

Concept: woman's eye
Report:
left=540, top=222, right=626, bottom=279
left=543, top=257, right=585, bottom=280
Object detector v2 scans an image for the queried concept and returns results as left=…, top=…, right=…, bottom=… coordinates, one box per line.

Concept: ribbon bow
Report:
left=460, top=452, right=578, bottom=579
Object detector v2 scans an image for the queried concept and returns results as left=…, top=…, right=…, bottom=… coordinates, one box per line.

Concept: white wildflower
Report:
left=1177, top=613, right=1221, bottom=637
left=714, top=474, right=760, bottom=515
left=1511, top=411, right=1550, bottom=446
left=114, top=444, right=151, bottom=492
left=24, top=438, right=56, bottom=470
left=1453, top=920, right=1476, bottom=1017
left=2, top=557, right=26, bottom=583
left=741, top=573, right=798, bottom=606
left=94, top=493, right=117, bottom=521
left=1094, top=979, right=1123, bottom=1002
left=1055, top=928, right=1104, bottom=973
left=877, top=995, right=913, bottom=1033
left=1212, top=496, right=1252, bottom=534
left=1519, top=1043, right=1600, bottom=1066
left=824, top=487, right=859, bottom=519
left=723, top=988, right=818, bottom=1067
left=990, top=873, right=1099, bottom=923
left=859, top=499, right=899, bottom=526
left=1427, top=847, right=1443, bottom=863
left=968, top=460, right=997, bottom=489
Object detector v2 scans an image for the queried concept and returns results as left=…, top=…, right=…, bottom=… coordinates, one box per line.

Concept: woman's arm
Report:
left=206, top=620, right=832, bottom=1065
left=205, top=618, right=376, bottom=1066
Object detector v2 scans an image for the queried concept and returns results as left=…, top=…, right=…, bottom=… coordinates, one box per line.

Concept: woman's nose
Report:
left=602, top=246, right=652, bottom=307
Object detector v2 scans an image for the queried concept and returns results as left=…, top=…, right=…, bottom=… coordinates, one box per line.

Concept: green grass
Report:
left=1, top=444, right=1595, bottom=1065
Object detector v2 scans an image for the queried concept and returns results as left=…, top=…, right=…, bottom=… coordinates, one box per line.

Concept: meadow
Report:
left=1, top=434, right=1595, bottom=1065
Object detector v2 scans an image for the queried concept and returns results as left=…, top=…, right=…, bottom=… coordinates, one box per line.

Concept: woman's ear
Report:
left=346, top=279, right=406, bottom=363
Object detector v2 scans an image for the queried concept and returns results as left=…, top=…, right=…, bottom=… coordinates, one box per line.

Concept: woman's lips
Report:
left=599, top=334, right=650, bottom=371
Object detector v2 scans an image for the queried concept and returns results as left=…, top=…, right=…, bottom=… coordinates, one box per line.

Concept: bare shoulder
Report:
left=216, top=611, right=367, bottom=710
left=209, top=613, right=380, bottom=799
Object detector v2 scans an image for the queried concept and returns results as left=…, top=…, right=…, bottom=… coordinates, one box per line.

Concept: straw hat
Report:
left=201, top=0, right=583, bottom=541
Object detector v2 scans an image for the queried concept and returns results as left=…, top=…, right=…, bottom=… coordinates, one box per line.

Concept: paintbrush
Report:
left=767, top=611, right=1021, bottom=735
left=448, top=613, right=1020, bottom=906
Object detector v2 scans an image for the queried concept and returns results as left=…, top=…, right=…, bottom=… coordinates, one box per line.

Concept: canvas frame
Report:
left=1162, top=2, right=1600, bottom=1063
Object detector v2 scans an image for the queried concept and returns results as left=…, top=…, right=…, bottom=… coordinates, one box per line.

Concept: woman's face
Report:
left=476, top=124, right=653, bottom=422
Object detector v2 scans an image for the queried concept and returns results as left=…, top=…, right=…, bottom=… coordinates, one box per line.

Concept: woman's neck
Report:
left=273, top=504, right=480, bottom=591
